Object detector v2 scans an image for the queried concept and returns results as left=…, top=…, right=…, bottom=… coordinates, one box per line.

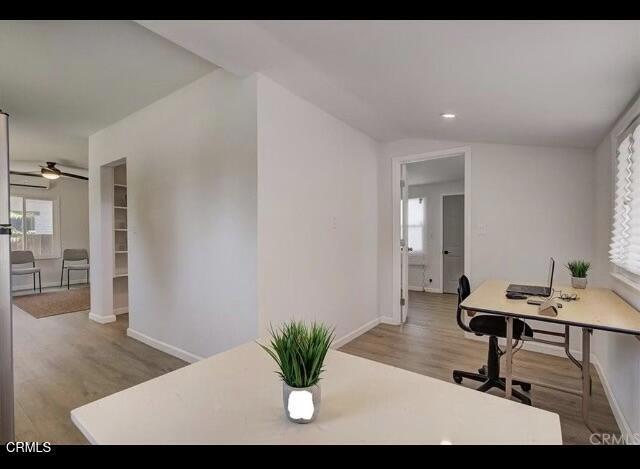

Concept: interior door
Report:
left=400, top=164, right=409, bottom=322
left=0, top=111, right=14, bottom=442
left=442, top=194, right=464, bottom=294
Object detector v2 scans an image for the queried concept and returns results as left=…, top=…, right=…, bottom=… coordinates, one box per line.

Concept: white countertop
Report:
left=71, top=342, right=562, bottom=444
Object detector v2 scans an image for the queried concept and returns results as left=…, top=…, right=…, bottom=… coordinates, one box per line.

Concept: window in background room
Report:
left=407, top=197, right=425, bottom=253
left=10, top=196, right=60, bottom=259
left=10, top=196, right=23, bottom=253
left=610, top=118, right=640, bottom=284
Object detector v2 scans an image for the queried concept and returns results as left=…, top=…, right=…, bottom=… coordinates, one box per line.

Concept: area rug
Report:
left=13, top=288, right=90, bottom=319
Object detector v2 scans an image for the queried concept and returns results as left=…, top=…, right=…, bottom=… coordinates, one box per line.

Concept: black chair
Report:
left=452, top=275, right=533, bottom=405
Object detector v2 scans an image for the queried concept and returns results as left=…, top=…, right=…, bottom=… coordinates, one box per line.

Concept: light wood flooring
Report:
left=12, top=287, right=619, bottom=444
left=12, top=289, right=186, bottom=443
left=339, top=290, right=620, bottom=445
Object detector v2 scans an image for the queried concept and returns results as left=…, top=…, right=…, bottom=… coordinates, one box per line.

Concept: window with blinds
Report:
left=609, top=119, right=640, bottom=277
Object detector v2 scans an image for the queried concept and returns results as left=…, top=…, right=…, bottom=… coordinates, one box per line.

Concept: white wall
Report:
left=257, top=75, right=379, bottom=344
left=379, top=139, right=594, bottom=348
left=11, top=178, right=89, bottom=290
left=407, top=180, right=464, bottom=292
left=591, top=93, right=640, bottom=438
left=89, top=70, right=258, bottom=360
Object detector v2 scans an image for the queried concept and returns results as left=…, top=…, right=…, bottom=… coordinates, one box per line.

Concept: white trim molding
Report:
left=391, top=146, right=472, bottom=324
left=592, top=358, right=635, bottom=442
left=380, top=316, right=397, bottom=325
left=127, top=328, right=203, bottom=364
left=333, top=318, right=381, bottom=349
left=89, top=313, right=116, bottom=324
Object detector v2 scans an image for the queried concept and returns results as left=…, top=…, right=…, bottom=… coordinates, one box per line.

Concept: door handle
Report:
left=0, top=224, right=11, bottom=235
left=443, top=250, right=449, bottom=254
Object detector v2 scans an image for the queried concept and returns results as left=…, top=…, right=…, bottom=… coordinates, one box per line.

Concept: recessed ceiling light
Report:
left=441, top=113, right=456, bottom=119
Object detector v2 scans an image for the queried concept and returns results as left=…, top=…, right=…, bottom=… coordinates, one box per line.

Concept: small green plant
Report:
left=566, top=260, right=591, bottom=278
left=259, top=321, right=335, bottom=388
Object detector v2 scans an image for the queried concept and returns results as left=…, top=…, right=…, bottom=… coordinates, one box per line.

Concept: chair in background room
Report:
left=452, top=275, right=533, bottom=405
left=11, top=250, right=42, bottom=294
left=60, top=249, right=90, bottom=289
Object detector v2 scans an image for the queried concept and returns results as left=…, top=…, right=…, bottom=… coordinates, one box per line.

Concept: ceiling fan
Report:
left=11, top=161, right=88, bottom=181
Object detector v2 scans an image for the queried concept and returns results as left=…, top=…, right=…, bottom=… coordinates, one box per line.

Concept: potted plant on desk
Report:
left=567, top=260, right=590, bottom=289
left=259, top=321, right=334, bottom=423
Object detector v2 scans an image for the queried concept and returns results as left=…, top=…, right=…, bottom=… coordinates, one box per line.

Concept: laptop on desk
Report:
left=506, top=257, right=555, bottom=297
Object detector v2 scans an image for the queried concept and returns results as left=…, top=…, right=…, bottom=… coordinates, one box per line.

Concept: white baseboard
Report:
left=114, top=306, right=128, bottom=316
left=408, top=286, right=443, bottom=293
left=380, top=316, right=398, bottom=325
left=333, top=317, right=381, bottom=349
left=12, top=279, right=88, bottom=292
left=127, top=327, right=203, bottom=364
left=592, top=356, right=634, bottom=442
left=89, top=313, right=116, bottom=324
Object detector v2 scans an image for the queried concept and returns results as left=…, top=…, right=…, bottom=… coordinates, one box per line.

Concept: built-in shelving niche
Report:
left=113, top=163, right=129, bottom=314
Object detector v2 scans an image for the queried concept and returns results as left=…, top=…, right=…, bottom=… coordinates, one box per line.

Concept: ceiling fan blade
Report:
left=60, top=171, right=88, bottom=181
left=10, top=170, right=41, bottom=177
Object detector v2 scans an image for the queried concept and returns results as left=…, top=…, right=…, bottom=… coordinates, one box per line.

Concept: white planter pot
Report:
left=283, top=383, right=321, bottom=423
left=571, top=277, right=587, bottom=289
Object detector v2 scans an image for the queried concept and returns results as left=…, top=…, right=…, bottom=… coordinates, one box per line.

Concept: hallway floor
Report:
left=13, top=299, right=185, bottom=443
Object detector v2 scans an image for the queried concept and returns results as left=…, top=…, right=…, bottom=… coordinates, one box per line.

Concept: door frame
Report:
left=0, top=110, right=14, bottom=442
left=391, top=146, right=471, bottom=324
left=440, top=192, right=465, bottom=295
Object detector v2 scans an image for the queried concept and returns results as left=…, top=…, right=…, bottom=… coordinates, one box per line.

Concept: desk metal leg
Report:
left=505, top=316, right=514, bottom=399
left=582, top=328, right=595, bottom=433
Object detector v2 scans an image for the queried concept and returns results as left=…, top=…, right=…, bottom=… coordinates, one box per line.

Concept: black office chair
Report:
left=452, top=275, right=533, bottom=405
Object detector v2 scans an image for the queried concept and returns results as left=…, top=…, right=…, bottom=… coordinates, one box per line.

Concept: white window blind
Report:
left=610, top=121, right=640, bottom=275
left=407, top=197, right=425, bottom=253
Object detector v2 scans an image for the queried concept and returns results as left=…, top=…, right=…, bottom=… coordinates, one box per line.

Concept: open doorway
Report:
left=0, top=20, right=214, bottom=443
left=393, top=148, right=470, bottom=326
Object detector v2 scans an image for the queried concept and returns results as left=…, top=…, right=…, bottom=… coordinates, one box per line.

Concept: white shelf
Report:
left=115, top=250, right=128, bottom=254
left=114, top=184, right=127, bottom=188
left=113, top=272, right=128, bottom=278
left=114, top=206, right=128, bottom=210
left=114, top=228, right=128, bottom=232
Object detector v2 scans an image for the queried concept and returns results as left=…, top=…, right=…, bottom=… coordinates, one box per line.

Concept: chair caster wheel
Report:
left=520, top=383, right=532, bottom=392
left=478, top=366, right=487, bottom=375
left=453, top=374, right=463, bottom=384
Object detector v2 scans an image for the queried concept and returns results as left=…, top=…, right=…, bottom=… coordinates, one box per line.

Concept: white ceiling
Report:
left=407, top=155, right=465, bottom=186
left=141, top=20, right=640, bottom=149
left=0, top=20, right=215, bottom=168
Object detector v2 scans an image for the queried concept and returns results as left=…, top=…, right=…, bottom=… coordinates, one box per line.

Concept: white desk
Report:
left=461, top=280, right=640, bottom=432
left=71, top=342, right=561, bottom=444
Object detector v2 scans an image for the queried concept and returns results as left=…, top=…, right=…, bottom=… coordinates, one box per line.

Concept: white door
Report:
left=0, top=111, right=14, bottom=442
left=442, top=194, right=464, bottom=294
left=400, top=164, right=409, bottom=323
